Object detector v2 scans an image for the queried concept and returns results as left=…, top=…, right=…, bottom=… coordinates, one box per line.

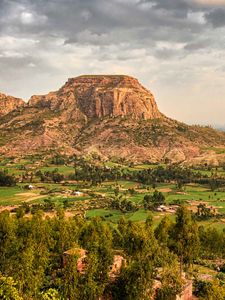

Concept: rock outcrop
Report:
left=0, top=93, right=25, bottom=117
left=28, top=75, right=162, bottom=120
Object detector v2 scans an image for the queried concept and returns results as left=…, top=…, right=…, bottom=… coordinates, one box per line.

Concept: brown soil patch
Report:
left=41, top=211, right=76, bottom=219
left=15, top=192, right=45, bottom=202
left=0, top=205, right=18, bottom=212
left=159, top=188, right=172, bottom=193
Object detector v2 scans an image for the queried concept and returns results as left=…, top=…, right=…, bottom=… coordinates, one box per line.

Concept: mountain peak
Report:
left=68, top=74, right=139, bottom=84
left=28, top=74, right=162, bottom=120
left=65, top=74, right=145, bottom=91
left=0, top=75, right=225, bottom=164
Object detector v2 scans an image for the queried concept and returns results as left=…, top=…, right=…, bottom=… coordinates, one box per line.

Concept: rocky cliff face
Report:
left=0, top=93, right=25, bottom=117
left=0, top=75, right=225, bottom=164
left=28, top=75, right=162, bottom=120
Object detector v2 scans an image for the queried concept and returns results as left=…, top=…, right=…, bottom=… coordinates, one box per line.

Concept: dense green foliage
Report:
left=1, top=156, right=225, bottom=298
left=0, top=206, right=224, bottom=299
left=0, top=171, right=16, bottom=187
left=143, top=190, right=165, bottom=210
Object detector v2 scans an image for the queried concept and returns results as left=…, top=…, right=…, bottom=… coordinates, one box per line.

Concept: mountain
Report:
left=0, top=75, right=225, bottom=164
left=0, top=93, right=24, bottom=117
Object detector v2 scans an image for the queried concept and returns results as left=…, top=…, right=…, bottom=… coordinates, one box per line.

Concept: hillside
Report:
left=0, top=75, right=225, bottom=164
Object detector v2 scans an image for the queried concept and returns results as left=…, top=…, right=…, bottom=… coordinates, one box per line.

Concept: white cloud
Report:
left=0, top=36, right=39, bottom=58
left=156, top=41, right=186, bottom=50
left=28, top=62, right=36, bottom=68
left=0, top=36, right=39, bottom=50
left=20, top=10, right=47, bottom=25
left=187, top=11, right=206, bottom=24
left=20, top=12, right=34, bottom=24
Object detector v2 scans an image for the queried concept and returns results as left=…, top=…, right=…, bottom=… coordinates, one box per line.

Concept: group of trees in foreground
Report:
left=0, top=206, right=225, bottom=300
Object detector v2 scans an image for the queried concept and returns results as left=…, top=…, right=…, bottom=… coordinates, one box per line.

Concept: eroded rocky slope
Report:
left=0, top=93, right=24, bottom=117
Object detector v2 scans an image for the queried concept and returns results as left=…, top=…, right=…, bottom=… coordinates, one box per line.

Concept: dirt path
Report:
left=15, top=192, right=46, bottom=202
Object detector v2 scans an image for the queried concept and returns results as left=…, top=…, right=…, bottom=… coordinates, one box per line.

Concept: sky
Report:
left=0, top=0, right=225, bottom=127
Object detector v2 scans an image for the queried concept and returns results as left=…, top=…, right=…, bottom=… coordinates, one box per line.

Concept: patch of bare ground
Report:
left=198, top=274, right=213, bottom=281
left=38, top=211, right=76, bottom=219
left=0, top=205, right=18, bottom=213
left=15, top=192, right=45, bottom=202
left=187, top=201, right=220, bottom=214
left=158, top=188, right=172, bottom=193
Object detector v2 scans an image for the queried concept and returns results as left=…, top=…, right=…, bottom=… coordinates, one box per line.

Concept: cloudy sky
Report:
left=0, top=0, right=225, bottom=126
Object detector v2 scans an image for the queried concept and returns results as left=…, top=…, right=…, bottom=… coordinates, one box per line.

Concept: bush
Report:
left=0, top=171, right=16, bottom=186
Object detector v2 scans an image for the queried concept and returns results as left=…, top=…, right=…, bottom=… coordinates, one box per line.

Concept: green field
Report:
left=0, top=159, right=225, bottom=230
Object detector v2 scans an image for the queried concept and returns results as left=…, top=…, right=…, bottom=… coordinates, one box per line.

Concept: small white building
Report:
left=73, top=191, right=83, bottom=196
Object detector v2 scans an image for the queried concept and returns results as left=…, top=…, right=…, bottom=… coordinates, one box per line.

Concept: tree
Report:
left=79, top=217, right=114, bottom=298
left=14, top=212, right=51, bottom=297
left=209, top=178, right=220, bottom=191
left=172, top=206, right=199, bottom=273
left=155, top=215, right=173, bottom=248
left=0, top=274, right=22, bottom=300
left=52, top=172, right=64, bottom=183
left=144, top=190, right=165, bottom=211
left=198, top=226, right=224, bottom=258
left=155, top=262, right=183, bottom=300
left=0, top=211, right=17, bottom=274
left=112, top=259, right=154, bottom=300
left=62, top=256, right=78, bottom=300
left=194, top=279, right=225, bottom=300
left=0, top=171, right=16, bottom=186
left=41, top=288, right=61, bottom=300
left=80, top=253, right=107, bottom=300
left=111, top=197, right=137, bottom=213
left=196, top=203, right=213, bottom=220
left=176, top=180, right=184, bottom=190
left=52, top=209, right=80, bottom=268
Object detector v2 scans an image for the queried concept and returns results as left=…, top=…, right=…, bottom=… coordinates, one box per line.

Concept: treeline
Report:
left=71, top=160, right=225, bottom=190
left=0, top=206, right=225, bottom=299
left=5, top=157, right=225, bottom=189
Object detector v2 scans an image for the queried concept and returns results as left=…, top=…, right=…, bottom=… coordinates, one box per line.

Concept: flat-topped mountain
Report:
left=28, top=75, right=162, bottom=120
left=0, top=75, right=225, bottom=165
left=0, top=93, right=24, bottom=117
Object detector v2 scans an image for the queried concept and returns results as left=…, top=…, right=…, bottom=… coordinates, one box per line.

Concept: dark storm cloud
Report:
left=205, top=8, right=225, bottom=27
left=1, top=0, right=225, bottom=127
left=1, top=0, right=224, bottom=51
left=0, top=0, right=207, bottom=45
left=0, top=0, right=224, bottom=74
left=142, top=0, right=190, bottom=15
